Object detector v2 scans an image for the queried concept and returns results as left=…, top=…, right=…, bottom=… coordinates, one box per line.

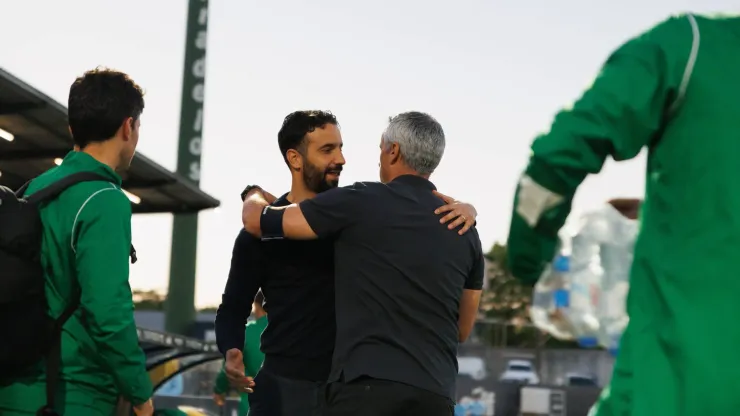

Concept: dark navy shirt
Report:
left=299, top=175, right=484, bottom=400
left=215, top=194, right=335, bottom=381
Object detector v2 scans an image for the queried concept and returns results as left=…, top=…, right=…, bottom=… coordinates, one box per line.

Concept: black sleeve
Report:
left=465, top=230, right=485, bottom=290
left=298, top=182, right=368, bottom=238
left=215, top=229, right=264, bottom=356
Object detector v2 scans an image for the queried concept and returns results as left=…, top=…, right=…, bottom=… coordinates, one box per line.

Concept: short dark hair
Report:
left=68, top=67, right=145, bottom=149
left=254, top=290, right=265, bottom=307
left=277, top=110, right=338, bottom=166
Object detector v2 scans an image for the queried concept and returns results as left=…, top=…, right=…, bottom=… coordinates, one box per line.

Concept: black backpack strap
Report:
left=37, top=291, right=81, bottom=416
left=14, top=180, right=33, bottom=198
left=25, top=172, right=113, bottom=205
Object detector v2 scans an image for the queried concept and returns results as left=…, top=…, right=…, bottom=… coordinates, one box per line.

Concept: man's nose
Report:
left=335, top=150, right=346, bottom=166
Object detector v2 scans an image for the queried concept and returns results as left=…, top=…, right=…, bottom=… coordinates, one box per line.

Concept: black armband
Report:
left=260, top=207, right=285, bottom=240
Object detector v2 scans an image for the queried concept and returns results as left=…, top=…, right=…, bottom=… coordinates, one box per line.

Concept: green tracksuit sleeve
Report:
left=213, top=365, right=230, bottom=395
left=73, top=188, right=153, bottom=404
left=507, top=15, right=693, bottom=283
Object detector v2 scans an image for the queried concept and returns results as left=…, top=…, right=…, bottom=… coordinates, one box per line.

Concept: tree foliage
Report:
left=132, top=289, right=166, bottom=311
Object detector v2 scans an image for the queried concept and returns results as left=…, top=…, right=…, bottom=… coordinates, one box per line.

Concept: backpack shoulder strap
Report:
left=25, top=172, right=113, bottom=205
left=14, top=180, right=33, bottom=198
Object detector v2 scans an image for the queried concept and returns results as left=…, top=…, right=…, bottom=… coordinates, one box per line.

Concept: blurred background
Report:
left=1, top=1, right=732, bottom=415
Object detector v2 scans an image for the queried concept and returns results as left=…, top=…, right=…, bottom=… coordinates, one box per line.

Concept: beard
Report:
left=303, top=160, right=342, bottom=193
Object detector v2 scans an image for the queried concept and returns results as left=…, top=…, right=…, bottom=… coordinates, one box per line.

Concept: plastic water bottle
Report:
left=562, top=265, right=602, bottom=348
left=530, top=252, right=577, bottom=341
left=594, top=204, right=638, bottom=355
left=564, top=213, right=606, bottom=348
left=532, top=214, right=603, bottom=347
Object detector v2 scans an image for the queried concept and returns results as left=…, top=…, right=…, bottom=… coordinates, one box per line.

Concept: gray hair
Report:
left=381, top=112, right=445, bottom=175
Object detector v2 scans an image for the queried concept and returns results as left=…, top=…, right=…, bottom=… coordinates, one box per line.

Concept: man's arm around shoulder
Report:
left=242, top=182, right=368, bottom=240
left=73, top=188, right=152, bottom=404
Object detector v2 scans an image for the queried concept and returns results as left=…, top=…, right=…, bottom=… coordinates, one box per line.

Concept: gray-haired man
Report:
left=241, top=112, right=484, bottom=416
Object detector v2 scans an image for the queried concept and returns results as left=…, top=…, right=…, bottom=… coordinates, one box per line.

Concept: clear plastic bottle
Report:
left=530, top=253, right=576, bottom=340
left=562, top=265, right=602, bottom=348
left=565, top=210, right=607, bottom=348
left=594, top=204, right=638, bottom=355
left=530, top=203, right=637, bottom=352
left=530, top=213, right=603, bottom=347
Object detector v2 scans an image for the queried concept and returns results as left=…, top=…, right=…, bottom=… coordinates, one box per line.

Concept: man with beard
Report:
left=215, top=110, right=345, bottom=416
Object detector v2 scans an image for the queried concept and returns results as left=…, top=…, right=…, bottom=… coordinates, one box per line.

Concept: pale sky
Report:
left=2, top=0, right=733, bottom=307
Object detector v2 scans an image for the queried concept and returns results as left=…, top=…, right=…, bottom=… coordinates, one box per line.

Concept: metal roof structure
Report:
left=0, top=67, right=220, bottom=214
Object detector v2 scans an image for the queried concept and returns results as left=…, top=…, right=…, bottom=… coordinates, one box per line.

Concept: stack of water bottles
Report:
left=530, top=203, right=638, bottom=356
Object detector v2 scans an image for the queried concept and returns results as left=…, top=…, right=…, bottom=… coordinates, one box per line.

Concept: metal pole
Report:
left=165, top=0, right=210, bottom=335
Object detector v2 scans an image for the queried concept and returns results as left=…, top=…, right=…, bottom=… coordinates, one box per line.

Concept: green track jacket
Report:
left=507, top=13, right=740, bottom=416
left=0, top=151, right=152, bottom=415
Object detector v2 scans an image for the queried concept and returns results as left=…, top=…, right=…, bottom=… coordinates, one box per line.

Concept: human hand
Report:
left=607, top=198, right=641, bottom=220
left=262, top=189, right=278, bottom=204
left=241, top=186, right=278, bottom=204
left=133, top=398, right=154, bottom=416
left=225, top=349, right=255, bottom=393
left=213, top=393, right=226, bottom=406
left=433, top=190, right=477, bottom=235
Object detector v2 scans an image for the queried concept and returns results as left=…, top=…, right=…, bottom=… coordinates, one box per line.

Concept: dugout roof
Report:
left=0, top=68, right=220, bottom=214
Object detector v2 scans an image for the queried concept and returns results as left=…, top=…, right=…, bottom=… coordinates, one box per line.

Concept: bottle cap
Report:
left=553, top=289, right=569, bottom=308
left=553, top=255, right=570, bottom=272
left=577, top=337, right=598, bottom=348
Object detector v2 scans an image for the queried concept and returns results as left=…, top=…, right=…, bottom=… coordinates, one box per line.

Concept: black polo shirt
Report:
left=298, top=175, right=484, bottom=400
left=215, top=193, right=335, bottom=381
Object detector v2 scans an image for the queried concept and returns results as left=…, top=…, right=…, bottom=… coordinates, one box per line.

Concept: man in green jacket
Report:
left=0, top=68, right=153, bottom=415
left=213, top=291, right=267, bottom=416
left=506, top=13, right=740, bottom=416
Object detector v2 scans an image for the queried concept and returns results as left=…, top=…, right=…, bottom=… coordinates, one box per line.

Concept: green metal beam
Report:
left=165, top=0, right=210, bottom=335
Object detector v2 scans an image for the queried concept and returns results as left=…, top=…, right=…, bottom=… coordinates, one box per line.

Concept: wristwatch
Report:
left=240, top=185, right=262, bottom=202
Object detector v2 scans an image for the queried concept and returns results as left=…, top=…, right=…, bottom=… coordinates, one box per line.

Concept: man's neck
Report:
left=386, top=167, right=428, bottom=183
left=81, top=143, right=120, bottom=172
left=287, top=179, right=317, bottom=204
left=252, top=309, right=267, bottom=319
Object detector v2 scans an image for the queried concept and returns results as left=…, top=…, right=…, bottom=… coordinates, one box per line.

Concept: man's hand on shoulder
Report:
left=241, top=186, right=276, bottom=237
left=241, top=185, right=277, bottom=204
left=433, top=190, right=477, bottom=235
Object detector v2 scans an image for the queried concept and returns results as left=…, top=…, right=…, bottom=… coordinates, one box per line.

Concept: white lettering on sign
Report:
left=189, top=137, right=202, bottom=155
left=192, top=84, right=205, bottom=103
left=193, top=109, right=203, bottom=132
left=198, top=7, right=208, bottom=25
left=195, top=31, right=207, bottom=50
left=189, top=161, right=201, bottom=182
left=185, top=2, right=209, bottom=184
left=192, top=58, right=206, bottom=78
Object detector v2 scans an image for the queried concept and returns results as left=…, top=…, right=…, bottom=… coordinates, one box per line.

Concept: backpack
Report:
left=0, top=171, right=137, bottom=415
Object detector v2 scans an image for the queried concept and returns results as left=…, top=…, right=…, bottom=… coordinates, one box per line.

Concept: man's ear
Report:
left=122, top=117, right=135, bottom=141
left=389, top=142, right=402, bottom=165
left=286, top=149, right=303, bottom=171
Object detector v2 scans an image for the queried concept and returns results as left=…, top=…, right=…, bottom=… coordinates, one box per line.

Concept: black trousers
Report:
left=247, top=369, right=325, bottom=416
left=324, top=377, right=454, bottom=416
